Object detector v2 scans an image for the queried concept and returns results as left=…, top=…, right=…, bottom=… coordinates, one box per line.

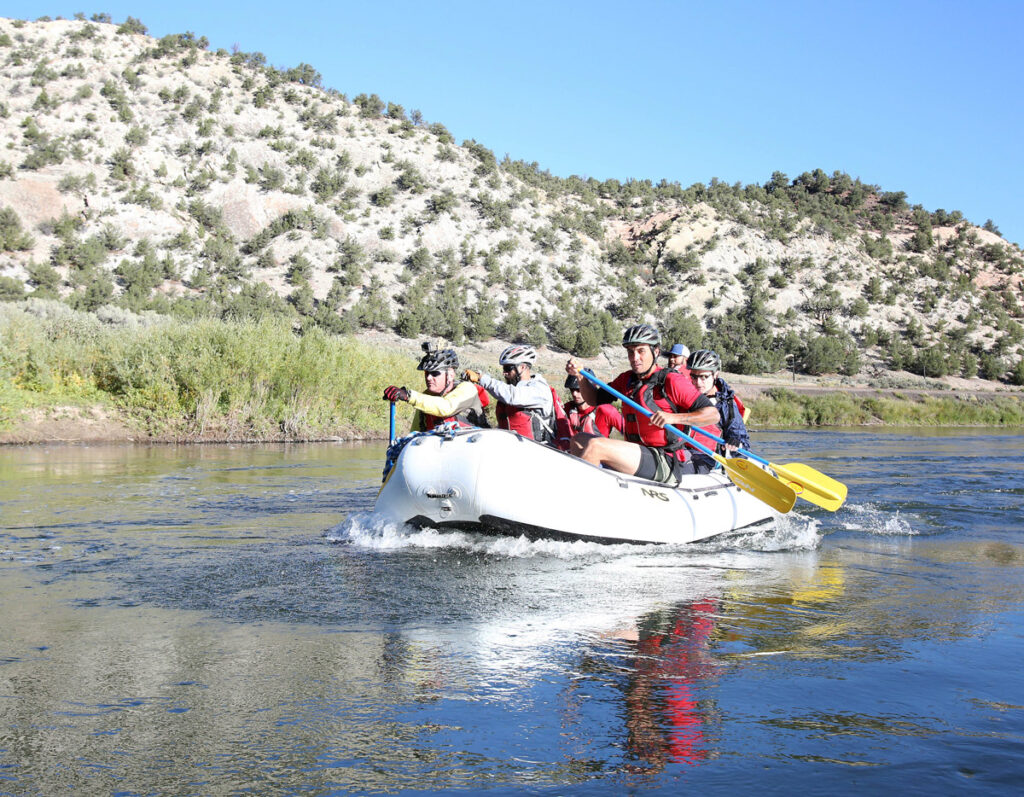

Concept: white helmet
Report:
left=498, top=344, right=537, bottom=366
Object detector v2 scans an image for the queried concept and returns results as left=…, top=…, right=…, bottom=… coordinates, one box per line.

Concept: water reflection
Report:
left=617, top=598, right=720, bottom=771
left=2, top=435, right=1023, bottom=792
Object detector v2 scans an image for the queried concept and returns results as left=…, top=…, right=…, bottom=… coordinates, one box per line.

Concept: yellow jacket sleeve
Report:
left=406, top=381, right=479, bottom=419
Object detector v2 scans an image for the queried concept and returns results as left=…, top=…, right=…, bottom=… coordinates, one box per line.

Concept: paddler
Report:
left=463, top=344, right=563, bottom=447
left=664, top=343, right=691, bottom=375
left=686, top=349, right=750, bottom=453
left=563, top=374, right=624, bottom=443
left=565, top=324, right=720, bottom=484
left=383, top=342, right=489, bottom=432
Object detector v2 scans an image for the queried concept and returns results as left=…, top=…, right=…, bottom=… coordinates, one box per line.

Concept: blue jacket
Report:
left=713, top=377, right=750, bottom=450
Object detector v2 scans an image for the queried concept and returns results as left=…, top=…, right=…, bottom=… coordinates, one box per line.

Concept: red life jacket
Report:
left=733, top=393, right=747, bottom=420
left=564, top=402, right=599, bottom=436
left=612, top=367, right=719, bottom=459
left=422, top=384, right=489, bottom=431
left=497, top=386, right=560, bottom=446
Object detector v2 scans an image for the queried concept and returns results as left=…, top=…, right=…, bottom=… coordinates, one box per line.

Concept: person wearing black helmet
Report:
left=562, top=374, right=624, bottom=447
left=686, top=349, right=750, bottom=452
left=383, top=342, right=489, bottom=432
left=565, top=324, right=720, bottom=484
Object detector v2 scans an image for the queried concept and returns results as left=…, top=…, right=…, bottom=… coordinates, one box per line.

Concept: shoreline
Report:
left=3, top=322, right=1023, bottom=447
left=4, top=385, right=1022, bottom=446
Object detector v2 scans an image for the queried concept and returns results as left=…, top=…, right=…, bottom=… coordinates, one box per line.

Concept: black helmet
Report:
left=622, top=323, right=661, bottom=347
left=686, top=349, right=721, bottom=372
left=417, top=341, right=459, bottom=371
left=564, top=375, right=581, bottom=390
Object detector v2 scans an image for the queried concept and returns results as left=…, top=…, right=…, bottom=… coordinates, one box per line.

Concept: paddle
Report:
left=578, top=370, right=796, bottom=514
left=696, top=428, right=847, bottom=512
left=388, top=400, right=396, bottom=444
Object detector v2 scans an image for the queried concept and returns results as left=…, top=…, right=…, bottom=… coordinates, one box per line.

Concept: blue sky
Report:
left=12, top=1, right=1024, bottom=244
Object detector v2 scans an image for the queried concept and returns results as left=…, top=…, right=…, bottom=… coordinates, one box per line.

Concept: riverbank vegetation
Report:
left=751, top=387, right=1024, bottom=427
left=3, top=302, right=1024, bottom=442
left=0, top=301, right=417, bottom=439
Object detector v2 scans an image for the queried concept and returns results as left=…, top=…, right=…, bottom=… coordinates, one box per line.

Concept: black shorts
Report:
left=634, top=445, right=714, bottom=485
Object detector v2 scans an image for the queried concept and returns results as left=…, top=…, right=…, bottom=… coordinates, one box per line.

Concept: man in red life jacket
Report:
left=563, top=374, right=624, bottom=442
left=464, top=344, right=561, bottom=446
left=383, top=342, right=489, bottom=432
left=565, top=324, right=720, bottom=484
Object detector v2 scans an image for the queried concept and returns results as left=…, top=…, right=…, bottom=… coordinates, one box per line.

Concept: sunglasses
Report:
left=425, top=370, right=445, bottom=378
left=502, top=365, right=520, bottom=373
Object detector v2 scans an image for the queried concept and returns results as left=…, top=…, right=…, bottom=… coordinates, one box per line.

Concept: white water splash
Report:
left=326, top=512, right=644, bottom=559
left=326, top=510, right=821, bottom=557
left=840, top=503, right=917, bottom=536
left=691, top=510, right=822, bottom=553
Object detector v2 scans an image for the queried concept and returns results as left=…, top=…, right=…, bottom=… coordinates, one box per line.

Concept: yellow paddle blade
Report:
left=772, top=462, right=848, bottom=512
left=714, top=454, right=797, bottom=514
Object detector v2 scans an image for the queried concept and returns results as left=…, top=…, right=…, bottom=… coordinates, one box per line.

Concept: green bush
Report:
left=799, top=333, right=859, bottom=376
left=749, top=388, right=1024, bottom=427
left=0, top=304, right=418, bottom=439
left=0, top=207, right=34, bottom=250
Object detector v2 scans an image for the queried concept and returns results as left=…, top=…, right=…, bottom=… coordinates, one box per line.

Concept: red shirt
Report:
left=608, top=367, right=718, bottom=457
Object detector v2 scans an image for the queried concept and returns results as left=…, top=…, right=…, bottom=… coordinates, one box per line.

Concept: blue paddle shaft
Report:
left=578, top=370, right=718, bottom=461
left=664, top=406, right=774, bottom=468
left=389, top=401, right=396, bottom=443
left=686, top=424, right=771, bottom=467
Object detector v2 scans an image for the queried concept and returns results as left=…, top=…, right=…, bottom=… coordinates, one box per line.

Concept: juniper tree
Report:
left=0, top=207, right=34, bottom=250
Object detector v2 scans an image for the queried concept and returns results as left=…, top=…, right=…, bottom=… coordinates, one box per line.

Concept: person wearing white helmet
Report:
left=464, top=343, right=561, bottom=446
left=384, top=342, right=489, bottom=432
left=565, top=324, right=720, bottom=484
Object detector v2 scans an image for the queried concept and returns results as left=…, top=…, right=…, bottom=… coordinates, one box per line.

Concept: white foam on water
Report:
left=328, top=510, right=821, bottom=557
left=326, top=512, right=643, bottom=559
left=692, top=511, right=822, bottom=553
left=839, top=503, right=917, bottom=536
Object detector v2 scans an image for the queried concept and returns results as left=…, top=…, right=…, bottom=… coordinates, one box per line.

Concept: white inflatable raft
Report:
left=374, top=426, right=776, bottom=545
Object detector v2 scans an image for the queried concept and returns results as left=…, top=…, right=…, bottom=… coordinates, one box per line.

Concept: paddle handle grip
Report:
left=578, top=370, right=718, bottom=461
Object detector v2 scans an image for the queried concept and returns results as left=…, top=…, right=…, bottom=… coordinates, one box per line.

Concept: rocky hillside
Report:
left=1, top=15, right=1023, bottom=383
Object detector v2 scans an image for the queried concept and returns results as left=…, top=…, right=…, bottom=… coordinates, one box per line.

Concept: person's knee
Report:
left=584, top=436, right=625, bottom=467
left=570, top=432, right=598, bottom=458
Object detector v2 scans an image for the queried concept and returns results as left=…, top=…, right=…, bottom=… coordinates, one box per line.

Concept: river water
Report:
left=1, top=430, right=1022, bottom=794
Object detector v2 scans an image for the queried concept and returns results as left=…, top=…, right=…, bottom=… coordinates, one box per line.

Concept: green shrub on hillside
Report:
left=0, top=207, right=34, bottom=251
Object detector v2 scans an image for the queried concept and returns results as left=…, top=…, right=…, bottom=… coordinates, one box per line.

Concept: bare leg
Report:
left=568, top=432, right=598, bottom=458
left=572, top=434, right=643, bottom=476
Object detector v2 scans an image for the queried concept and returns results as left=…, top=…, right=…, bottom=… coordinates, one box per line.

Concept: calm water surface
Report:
left=1, top=430, right=1023, bottom=794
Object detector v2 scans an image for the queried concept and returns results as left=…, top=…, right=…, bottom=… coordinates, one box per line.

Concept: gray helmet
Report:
left=498, top=344, right=537, bottom=366
left=418, top=342, right=459, bottom=371
left=622, top=324, right=661, bottom=347
left=686, top=349, right=721, bottom=372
